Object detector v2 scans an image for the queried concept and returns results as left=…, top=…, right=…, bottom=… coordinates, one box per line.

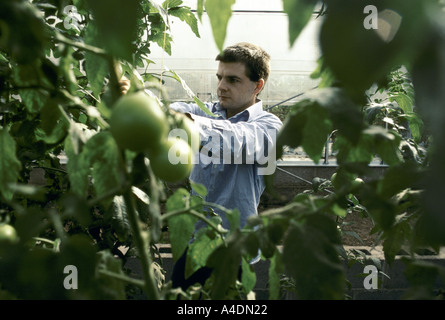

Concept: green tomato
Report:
left=0, top=224, right=19, bottom=244
left=110, top=92, right=169, bottom=153
left=149, top=137, right=194, bottom=183
left=351, top=177, right=365, bottom=191
left=172, top=113, right=200, bottom=153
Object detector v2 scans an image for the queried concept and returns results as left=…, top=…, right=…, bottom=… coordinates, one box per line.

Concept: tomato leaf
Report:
left=65, top=131, right=122, bottom=203
left=404, top=260, right=445, bottom=299
left=168, top=6, right=200, bottom=38
left=377, top=162, right=423, bottom=198
left=334, top=134, right=374, bottom=168
left=310, top=57, right=337, bottom=88
left=320, top=0, right=429, bottom=96
left=225, top=208, right=240, bottom=232
left=278, top=88, right=363, bottom=163
left=84, top=23, right=109, bottom=98
left=0, top=128, right=22, bottom=201
left=166, top=188, right=199, bottom=260
left=363, top=126, right=403, bottom=166
left=412, top=22, right=445, bottom=246
left=148, top=0, right=170, bottom=26
left=283, top=0, right=318, bottom=47
left=88, top=0, right=140, bottom=61
left=268, top=249, right=283, bottom=300
left=282, top=214, right=345, bottom=299
left=276, top=102, right=307, bottom=158
left=207, top=232, right=243, bottom=299
left=166, top=67, right=218, bottom=117
left=185, top=228, right=223, bottom=278
left=36, top=99, right=69, bottom=145
left=95, top=250, right=127, bottom=299
left=64, top=127, right=89, bottom=197
left=107, top=195, right=131, bottom=242
left=190, top=181, right=208, bottom=197
left=83, top=131, right=123, bottom=205
left=204, top=0, right=235, bottom=52
left=14, top=79, right=49, bottom=114
left=196, top=0, right=204, bottom=22
left=302, top=102, right=332, bottom=163
left=241, top=256, right=256, bottom=294
left=382, top=219, right=411, bottom=266
left=39, top=98, right=61, bottom=136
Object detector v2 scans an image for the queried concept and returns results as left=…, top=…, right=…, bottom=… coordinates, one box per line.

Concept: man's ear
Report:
left=254, top=78, right=265, bottom=95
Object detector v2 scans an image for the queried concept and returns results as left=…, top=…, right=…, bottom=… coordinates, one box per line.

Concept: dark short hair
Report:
left=216, top=42, right=270, bottom=83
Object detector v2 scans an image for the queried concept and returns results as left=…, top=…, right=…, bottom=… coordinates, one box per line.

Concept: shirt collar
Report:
left=213, top=100, right=263, bottom=122
left=246, top=99, right=264, bottom=120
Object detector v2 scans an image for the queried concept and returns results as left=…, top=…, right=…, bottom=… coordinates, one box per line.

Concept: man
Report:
left=169, top=42, right=283, bottom=290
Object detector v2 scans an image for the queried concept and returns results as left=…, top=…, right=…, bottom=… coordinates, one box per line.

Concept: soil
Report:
left=257, top=207, right=377, bottom=247
left=340, top=212, right=377, bottom=246
left=267, top=148, right=379, bottom=247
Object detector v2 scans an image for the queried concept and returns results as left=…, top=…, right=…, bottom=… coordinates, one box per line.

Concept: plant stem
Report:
left=57, top=104, right=73, bottom=125
left=101, top=43, right=160, bottom=297
left=52, top=32, right=107, bottom=57
left=160, top=202, right=229, bottom=235
left=48, top=209, right=66, bottom=242
left=98, top=269, right=145, bottom=288
left=106, top=57, right=124, bottom=105
left=123, top=188, right=160, bottom=300
left=189, top=209, right=228, bottom=234
left=159, top=203, right=203, bottom=221
left=34, top=166, right=67, bottom=174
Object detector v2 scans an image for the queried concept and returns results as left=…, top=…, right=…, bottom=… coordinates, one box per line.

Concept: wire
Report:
left=265, top=85, right=318, bottom=111
left=276, top=166, right=335, bottom=195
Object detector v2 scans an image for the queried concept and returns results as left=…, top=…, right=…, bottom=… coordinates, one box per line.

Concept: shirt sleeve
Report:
left=190, top=113, right=282, bottom=166
left=169, top=101, right=216, bottom=118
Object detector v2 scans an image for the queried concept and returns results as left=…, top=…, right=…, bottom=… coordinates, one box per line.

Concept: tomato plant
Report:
left=0, top=0, right=444, bottom=301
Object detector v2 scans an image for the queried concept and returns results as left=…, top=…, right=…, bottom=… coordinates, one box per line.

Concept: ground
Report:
left=341, top=211, right=377, bottom=246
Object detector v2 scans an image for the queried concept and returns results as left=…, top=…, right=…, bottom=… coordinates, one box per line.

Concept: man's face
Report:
left=216, top=61, right=263, bottom=118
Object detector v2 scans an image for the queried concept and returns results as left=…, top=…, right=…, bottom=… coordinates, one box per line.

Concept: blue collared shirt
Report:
left=170, top=100, right=283, bottom=231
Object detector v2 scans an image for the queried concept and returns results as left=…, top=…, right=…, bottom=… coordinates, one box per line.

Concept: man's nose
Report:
left=217, top=79, right=227, bottom=92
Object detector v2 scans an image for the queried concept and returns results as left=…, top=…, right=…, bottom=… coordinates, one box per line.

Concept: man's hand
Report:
left=170, top=109, right=194, bottom=122
left=119, top=76, right=131, bottom=95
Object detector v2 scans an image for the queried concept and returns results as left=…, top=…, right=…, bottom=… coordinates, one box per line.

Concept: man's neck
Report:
left=226, top=99, right=260, bottom=119
left=226, top=109, right=241, bottom=119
